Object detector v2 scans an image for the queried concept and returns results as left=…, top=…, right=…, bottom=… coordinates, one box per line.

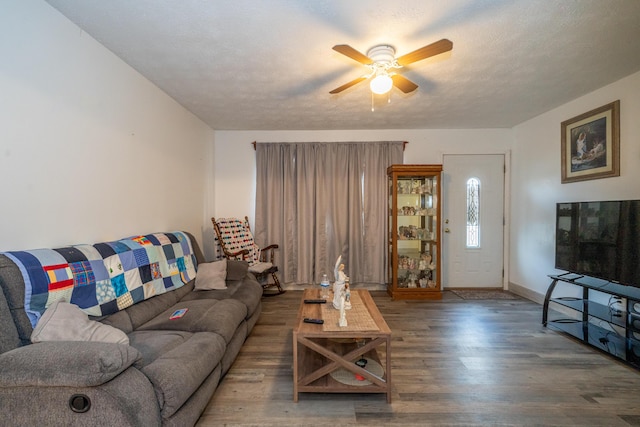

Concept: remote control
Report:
left=303, top=318, right=324, bottom=324
left=304, top=299, right=327, bottom=304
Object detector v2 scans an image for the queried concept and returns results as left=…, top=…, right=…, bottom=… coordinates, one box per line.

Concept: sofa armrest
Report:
left=0, top=341, right=141, bottom=387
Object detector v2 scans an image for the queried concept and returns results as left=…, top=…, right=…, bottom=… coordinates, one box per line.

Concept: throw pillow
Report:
left=194, top=260, right=228, bottom=290
left=226, top=260, right=249, bottom=281
left=31, top=300, right=129, bottom=345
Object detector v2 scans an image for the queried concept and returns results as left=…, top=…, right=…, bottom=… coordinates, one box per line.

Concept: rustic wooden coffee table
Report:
left=293, top=288, right=392, bottom=402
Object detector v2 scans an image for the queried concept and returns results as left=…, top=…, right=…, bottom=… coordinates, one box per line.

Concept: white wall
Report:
left=510, top=71, right=640, bottom=300
left=0, top=1, right=215, bottom=251
left=212, top=128, right=512, bottom=256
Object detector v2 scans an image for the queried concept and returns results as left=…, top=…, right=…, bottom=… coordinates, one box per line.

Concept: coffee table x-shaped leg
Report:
left=293, top=335, right=391, bottom=402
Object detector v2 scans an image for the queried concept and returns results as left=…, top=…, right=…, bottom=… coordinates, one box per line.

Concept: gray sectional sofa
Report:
left=0, top=231, right=262, bottom=426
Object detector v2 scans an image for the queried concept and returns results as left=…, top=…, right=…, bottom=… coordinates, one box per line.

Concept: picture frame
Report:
left=561, top=100, right=620, bottom=183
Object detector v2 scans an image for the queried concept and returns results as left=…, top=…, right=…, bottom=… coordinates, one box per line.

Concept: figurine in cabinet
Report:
left=418, top=271, right=429, bottom=287
left=408, top=273, right=418, bottom=287
left=401, top=206, right=416, bottom=216
left=398, top=225, right=419, bottom=240
left=419, top=252, right=432, bottom=270
left=411, top=180, right=421, bottom=194
left=398, top=226, right=406, bottom=240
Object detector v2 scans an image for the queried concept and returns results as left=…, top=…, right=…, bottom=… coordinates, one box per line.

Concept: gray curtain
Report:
left=254, top=141, right=404, bottom=285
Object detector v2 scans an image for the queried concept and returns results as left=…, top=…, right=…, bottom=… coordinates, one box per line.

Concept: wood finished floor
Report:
left=196, top=290, right=640, bottom=426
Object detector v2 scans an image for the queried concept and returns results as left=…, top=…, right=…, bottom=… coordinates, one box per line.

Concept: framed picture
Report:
left=561, top=100, right=620, bottom=183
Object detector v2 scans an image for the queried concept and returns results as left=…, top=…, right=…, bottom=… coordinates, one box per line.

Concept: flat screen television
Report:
left=555, top=200, right=640, bottom=286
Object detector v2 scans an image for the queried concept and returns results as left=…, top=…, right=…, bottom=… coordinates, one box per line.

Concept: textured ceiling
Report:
left=44, top=0, right=640, bottom=130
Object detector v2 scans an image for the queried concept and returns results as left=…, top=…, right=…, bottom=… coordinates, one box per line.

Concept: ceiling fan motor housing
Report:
left=366, top=45, right=396, bottom=65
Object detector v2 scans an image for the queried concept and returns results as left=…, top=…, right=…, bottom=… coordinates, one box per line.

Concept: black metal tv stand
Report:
left=543, top=274, right=640, bottom=369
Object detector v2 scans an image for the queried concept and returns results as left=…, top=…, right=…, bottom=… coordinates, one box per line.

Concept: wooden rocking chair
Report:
left=212, top=216, right=285, bottom=296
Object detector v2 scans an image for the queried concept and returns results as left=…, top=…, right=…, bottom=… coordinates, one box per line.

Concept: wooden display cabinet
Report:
left=387, top=164, right=442, bottom=300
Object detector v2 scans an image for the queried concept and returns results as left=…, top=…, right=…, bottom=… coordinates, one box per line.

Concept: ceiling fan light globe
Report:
left=370, top=74, right=393, bottom=95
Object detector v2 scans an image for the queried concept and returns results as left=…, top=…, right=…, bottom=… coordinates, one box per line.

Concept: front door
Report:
left=442, top=154, right=505, bottom=288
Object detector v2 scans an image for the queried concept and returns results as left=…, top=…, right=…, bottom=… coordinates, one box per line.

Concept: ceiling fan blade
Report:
left=396, top=39, right=453, bottom=66
left=391, top=74, right=419, bottom=93
left=332, top=45, right=373, bottom=65
left=329, top=76, right=368, bottom=94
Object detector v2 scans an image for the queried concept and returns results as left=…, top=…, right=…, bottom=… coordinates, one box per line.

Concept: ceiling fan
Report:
left=329, top=38, right=453, bottom=95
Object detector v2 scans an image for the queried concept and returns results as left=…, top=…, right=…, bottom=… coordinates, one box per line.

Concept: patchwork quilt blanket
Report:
left=4, top=232, right=197, bottom=326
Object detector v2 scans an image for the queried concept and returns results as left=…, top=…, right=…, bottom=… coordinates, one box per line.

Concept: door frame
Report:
left=439, top=150, right=511, bottom=290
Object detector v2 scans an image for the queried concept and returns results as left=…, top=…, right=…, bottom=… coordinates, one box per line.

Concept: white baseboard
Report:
left=508, top=282, right=544, bottom=304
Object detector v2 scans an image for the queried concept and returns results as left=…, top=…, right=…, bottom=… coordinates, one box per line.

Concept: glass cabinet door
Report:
left=387, top=165, right=442, bottom=300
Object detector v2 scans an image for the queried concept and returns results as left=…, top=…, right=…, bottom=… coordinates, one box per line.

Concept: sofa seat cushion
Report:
left=122, top=290, right=182, bottom=330
left=97, top=282, right=197, bottom=333
left=181, top=278, right=262, bottom=320
left=136, top=299, right=248, bottom=343
left=128, top=330, right=225, bottom=419
left=128, top=330, right=197, bottom=367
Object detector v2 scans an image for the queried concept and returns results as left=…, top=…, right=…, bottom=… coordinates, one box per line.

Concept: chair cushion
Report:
left=248, top=262, right=274, bottom=274
left=194, top=260, right=227, bottom=290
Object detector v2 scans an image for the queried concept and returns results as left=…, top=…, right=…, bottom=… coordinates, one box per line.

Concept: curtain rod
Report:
left=252, top=141, right=408, bottom=151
